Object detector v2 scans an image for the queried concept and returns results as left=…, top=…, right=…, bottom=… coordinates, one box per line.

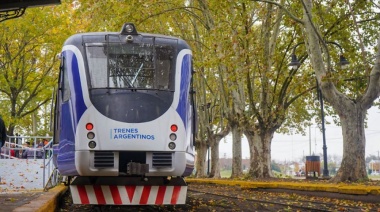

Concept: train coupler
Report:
left=127, top=162, right=149, bottom=175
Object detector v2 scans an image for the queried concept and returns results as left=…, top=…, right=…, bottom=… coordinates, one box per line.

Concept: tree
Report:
left=184, top=0, right=315, bottom=179
left=0, top=6, right=68, bottom=136
left=182, top=0, right=244, bottom=178
left=301, top=0, right=380, bottom=182
left=187, top=0, right=232, bottom=178
left=207, top=1, right=314, bottom=179
left=256, top=0, right=380, bottom=182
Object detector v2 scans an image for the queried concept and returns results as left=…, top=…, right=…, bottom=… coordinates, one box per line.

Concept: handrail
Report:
left=1, top=135, right=57, bottom=189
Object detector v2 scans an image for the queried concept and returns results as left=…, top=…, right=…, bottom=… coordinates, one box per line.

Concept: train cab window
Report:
left=85, top=42, right=174, bottom=90
left=86, top=44, right=108, bottom=88
left=108, top=48, right=155, bottom=89
left=155, top=46, right=173, bottom=90
left=61, top=57, right=71, bottom=102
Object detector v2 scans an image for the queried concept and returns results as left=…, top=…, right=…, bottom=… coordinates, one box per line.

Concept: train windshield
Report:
left=85, top=40, right=175, bottom=90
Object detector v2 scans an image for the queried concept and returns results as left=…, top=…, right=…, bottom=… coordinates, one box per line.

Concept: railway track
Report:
left=188, top=184, right=380, bottom=211
left=58, top=183, right=380, bottom=211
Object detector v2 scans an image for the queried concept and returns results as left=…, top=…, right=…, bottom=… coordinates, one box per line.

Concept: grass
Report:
left=220, top=169, right=232, bottom=178
left=369, top=175, right=380, bottom=180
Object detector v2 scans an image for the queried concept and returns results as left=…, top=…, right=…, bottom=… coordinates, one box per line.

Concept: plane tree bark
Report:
left=230, top=118, right=243, bottom=178
left=208, top=125, right=230, bottom=178
left=194, top=139, right=208, bottom=178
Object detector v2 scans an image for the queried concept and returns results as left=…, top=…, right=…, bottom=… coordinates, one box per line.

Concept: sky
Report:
left=218, top=107, right=380, bottom=162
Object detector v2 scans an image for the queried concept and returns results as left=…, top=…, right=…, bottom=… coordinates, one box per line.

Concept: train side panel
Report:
left=56, top=47, right=88, bottom=176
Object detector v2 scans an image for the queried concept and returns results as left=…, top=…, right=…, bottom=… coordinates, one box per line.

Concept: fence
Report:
left=0, top=135, right=60, bottom=190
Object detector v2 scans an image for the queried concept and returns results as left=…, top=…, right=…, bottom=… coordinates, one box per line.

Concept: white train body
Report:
left=53, top=23, right=195, bottom=205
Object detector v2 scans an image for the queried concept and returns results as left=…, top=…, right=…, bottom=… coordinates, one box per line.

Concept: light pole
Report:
left=289, top=41, right=349, bottom=178
left=317, top=84, right=329, bottom=177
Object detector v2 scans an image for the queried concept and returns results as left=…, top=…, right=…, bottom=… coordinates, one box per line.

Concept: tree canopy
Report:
left=1, top=0, right=380, bottom=182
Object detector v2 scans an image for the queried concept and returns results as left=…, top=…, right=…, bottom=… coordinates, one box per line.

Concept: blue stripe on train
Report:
left=176, top=54, right=192, bottom=128
left=67, top=50, right=87, bottom=123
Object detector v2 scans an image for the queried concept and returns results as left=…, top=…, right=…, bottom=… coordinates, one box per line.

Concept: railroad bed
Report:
left=58, top=183, right=380, bottom=211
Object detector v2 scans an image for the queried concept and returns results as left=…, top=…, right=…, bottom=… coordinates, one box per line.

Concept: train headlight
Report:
left=88, top=141, right=96, bottom=149
left=86, top=123, right=93, bottom=130
left=168, top=142, right=176, bottom=150
left=87, top=132, right=95, bottom=139
left=120, top=23, right=138, bottom=35
left=169, top=133, right=177, bottom=141
left=124, top=24, right=134, bottom=33
left=170, top=124, right=178, bottom=132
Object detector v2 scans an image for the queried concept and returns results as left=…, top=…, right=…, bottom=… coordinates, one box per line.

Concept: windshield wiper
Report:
left=131, top=63, right=143, bottom=87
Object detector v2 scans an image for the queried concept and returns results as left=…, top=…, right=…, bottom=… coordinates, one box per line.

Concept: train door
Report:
left=54, top=53, right=72, bottom=141
left=53, top=55, right=64, bottom=145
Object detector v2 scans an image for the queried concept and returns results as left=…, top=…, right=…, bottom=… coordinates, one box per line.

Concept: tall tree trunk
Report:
left=333, top=105, right=367, bottom=182
left=231, top=124, right=243, bottom=178
left=32, top=112, right=37, bottom=135
left=209, top=125, right=229, bottom=178
left=209, top=136, right=221, bottom=178
left=245, top=129, right=255, bottom=175
left=7, top=124, right=15, bottom=137
left=246, top=128, right=273, bottom=178
left=195, top=141, right=207, bottom=178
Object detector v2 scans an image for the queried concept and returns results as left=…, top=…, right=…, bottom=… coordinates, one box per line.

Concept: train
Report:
left=52, top=23, right=196, bottom=205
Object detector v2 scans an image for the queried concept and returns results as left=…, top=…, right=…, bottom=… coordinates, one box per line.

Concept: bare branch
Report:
left=251, top=0, right=304, bottom=24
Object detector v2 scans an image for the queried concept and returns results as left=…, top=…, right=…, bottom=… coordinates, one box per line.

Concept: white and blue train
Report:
left=53, top=23, right=195, bottom=205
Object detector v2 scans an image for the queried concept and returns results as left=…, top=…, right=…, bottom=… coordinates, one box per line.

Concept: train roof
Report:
left=63, top=31, right=191, bottom=50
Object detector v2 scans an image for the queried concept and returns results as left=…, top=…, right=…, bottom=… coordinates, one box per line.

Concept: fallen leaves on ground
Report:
left=188, top=184, right=380, bottom=211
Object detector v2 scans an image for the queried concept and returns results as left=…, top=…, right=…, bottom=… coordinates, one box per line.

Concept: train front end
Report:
left=54, top=23, right=195, bottom=205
